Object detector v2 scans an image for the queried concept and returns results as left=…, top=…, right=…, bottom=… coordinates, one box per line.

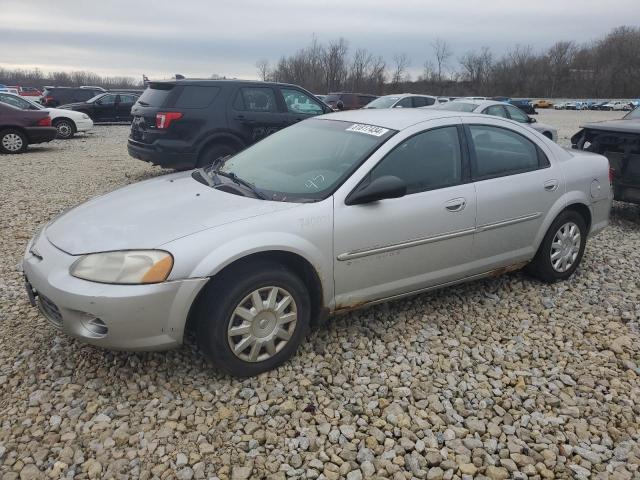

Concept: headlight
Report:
left=82, top=114, right=90, bottom=119
left=70, top=250, right=173, bottom=284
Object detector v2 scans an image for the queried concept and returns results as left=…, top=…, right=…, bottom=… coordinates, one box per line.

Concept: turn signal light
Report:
left=36, top=116, right=52, bottom=127
left=156, top=112, right=183, bottom=129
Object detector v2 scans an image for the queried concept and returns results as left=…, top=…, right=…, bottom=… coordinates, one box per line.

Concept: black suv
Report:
left=59, top=92, right=140, bottom=122
left=41, top=87, right=105, bottom=107
left=128, top=79, right=333, bottom=169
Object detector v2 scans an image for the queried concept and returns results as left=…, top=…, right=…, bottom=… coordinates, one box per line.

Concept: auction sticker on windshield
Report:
left=346, top=124, right=390, bottom=137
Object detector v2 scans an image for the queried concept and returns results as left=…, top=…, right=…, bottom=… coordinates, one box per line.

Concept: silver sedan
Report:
left=23, top=109, right=610, bottom=376
left=429, top=100, right=559, bottom=141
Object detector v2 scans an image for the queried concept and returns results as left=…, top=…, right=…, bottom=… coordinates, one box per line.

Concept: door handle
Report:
left=445, top=197, right=466, bottom=212
left=235, top=115, right=255, bottom=125
left=544, top=179, right=559, bottom=191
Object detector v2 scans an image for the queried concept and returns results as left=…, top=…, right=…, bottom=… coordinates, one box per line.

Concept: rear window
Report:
left=138, top=83, right=174, bottom=107
left=436, top=102, right=478, bottom=113
left=175, top=86, right=220, bottom=108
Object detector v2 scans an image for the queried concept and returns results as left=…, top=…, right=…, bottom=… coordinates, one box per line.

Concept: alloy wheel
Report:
left=227, top=286, right=298, bottom=362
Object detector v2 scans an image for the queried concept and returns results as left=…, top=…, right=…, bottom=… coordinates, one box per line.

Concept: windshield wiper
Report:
left=207, top=169, right=266, bottom=200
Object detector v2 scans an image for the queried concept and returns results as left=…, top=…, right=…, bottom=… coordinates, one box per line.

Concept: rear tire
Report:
left=195, top=261, right=311, bottom=377
left=526, top=210, right=587, bottom=283
left=197, top=143, right=237, bottom=168
left=53, top=119, right=76, bottom=139
left=0, top=129, right=28, bottom=154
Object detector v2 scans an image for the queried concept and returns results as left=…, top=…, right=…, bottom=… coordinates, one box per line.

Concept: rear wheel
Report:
left=195, top=261, right=311, bottom=376
left=53, top=119, right=76, bottom=139
left=526, top=210, right=587, bottom=282
left=197, top=143, right=238, bottom=168
left=0, top=129, right=28, bottom=154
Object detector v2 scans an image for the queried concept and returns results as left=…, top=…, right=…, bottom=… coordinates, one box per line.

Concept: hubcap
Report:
left=2, top=133, right=23, bottom=151
left=57, top=123, right=71, bottom=137
left=550, top=222, right=581, bottom=273
left=227, top=286, right=297, bottom=363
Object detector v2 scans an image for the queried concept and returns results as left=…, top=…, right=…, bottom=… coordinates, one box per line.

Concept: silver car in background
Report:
left=23, top=109, right=610, bottom=376
left=430, top=100, right=559, bottom=141
left=364, top=94, right=437, bottom=109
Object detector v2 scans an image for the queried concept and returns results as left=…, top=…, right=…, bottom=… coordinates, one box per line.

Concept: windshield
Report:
left=208, top=119, right=396, bottom=202
left=86, top=94, right=103, bottom=103
left=433, top=102, right=478, bottom=112
left=365, top=97, right=401, bottom=109
left=624, top=107, right=640, bottom=119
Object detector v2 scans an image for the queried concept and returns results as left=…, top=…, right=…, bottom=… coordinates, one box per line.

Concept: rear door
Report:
left=463, top=117, right=563, bottom=270
left=227, top=86, right=287, bottom=145
left=116, top=94, right=138, bottom=121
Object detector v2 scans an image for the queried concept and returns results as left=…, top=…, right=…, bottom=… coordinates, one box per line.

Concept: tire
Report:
left=53, top=119, right=76, bottom=139
left=0, top=129, right=28, bottom=154
left=197, top=143, right=237, bottom=168
left=526, top=210, right=587, bottom=283
left=195, top=261, right=311, bottom=377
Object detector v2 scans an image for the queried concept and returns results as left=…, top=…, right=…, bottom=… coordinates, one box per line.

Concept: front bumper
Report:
left=75, top=118, right=94, bottom=132
left=22, top=232, right=208, bottom=351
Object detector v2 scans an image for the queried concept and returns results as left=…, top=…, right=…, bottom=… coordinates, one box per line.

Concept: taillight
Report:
left=609, top=167, right=615, bottom=183
left=44, top=95, right=54, bottom=104
left=156, top=112, right=183, bottom=129
left=37, top=116, right=51, bottom=127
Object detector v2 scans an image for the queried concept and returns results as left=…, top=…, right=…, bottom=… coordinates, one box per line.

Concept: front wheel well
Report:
left=52, top=117, right=76, bottom=127
left=186, top=251, right=325, bottom=333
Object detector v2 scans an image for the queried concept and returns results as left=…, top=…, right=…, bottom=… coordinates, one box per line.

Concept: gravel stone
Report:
left=0, top=116, right=638, bottom=479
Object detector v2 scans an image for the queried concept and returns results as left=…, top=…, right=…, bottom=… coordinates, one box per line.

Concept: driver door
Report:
left=332, top=120, right=477, bottom=307
left=93, top=94, right=117, bottom=121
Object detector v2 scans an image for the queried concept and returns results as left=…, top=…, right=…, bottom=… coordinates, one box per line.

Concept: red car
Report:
left=0, top=103, right=57, bottom=154
left=8, top=86, right=43, bottom=98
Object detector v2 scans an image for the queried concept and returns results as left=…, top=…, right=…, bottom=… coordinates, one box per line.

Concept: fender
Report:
left=190, top=231, right=334, bottom=308
left=196, top=131, right=246, bottom=157
left=532, top=190, right=591, bottom=252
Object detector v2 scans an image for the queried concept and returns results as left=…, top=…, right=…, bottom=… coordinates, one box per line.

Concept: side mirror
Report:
left=346, top=175, right=407, bottom=206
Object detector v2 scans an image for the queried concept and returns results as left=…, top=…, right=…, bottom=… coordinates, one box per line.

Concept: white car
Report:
left=554, top=102, right=567, bottom=110
left=603, top=101, right=630, bottom=111
left=0, top=92, right=93, bottom=139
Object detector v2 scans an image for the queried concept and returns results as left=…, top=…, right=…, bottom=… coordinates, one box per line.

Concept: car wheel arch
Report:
left=197, top=133, right=245, bottom=159
left=185, top=249, right=326, bottom=334
left=532, top=195, right=592, bottom=254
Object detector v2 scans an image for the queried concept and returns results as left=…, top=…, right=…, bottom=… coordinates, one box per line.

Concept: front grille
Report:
left=38, top=294, right=63, bottom=328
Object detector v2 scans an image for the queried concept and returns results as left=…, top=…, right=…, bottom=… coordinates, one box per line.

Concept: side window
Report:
left=98, top=94, right=116, bottom=105
left=370, top=126, right=462, bottom=194
left=233, top=87, right=277, bottom=112
left=75, top=90, right=95, bottom=101
left=469, top=125, right=541, bottom=179
left=0, top=94, right=30, bottom=109
left=505, top=105, right=529, bottom=123
left=412, top=96, right=435, bottom=107
left=483, top=105, right=508, bottom=118
left=119, top=94, right=138, bottom=104
left=175, top=86, right=220, bottom=108
left=394, top=97, right=413, bottom=108
left=281, top=88, right=324, bottom=115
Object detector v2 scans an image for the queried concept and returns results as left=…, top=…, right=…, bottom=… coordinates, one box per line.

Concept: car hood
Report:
left=45, top=172, right=299, bottom=255
left=58, top=102, right=88, bottom=110
left=580, top=119, right=640, bottom=134
left=45, top=107, right=88, bottom=119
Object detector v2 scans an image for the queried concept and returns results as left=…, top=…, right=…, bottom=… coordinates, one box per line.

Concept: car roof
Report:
left=319, top=108, right=471, bottom=130
left=149, top=79, right=307, bottom=90
left=378, top=93, right=436, bottom=99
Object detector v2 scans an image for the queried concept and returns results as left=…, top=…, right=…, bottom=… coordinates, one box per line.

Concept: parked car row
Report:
left=0, top=103, right=57, bottom=154
left=553, top=100, right=635, bottom=111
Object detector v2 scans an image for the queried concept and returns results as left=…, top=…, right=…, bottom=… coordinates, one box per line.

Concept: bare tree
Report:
left=390, top=53, right=410, bottom=86
left=432, top=38, right=453, bottom=82
left=459, top=46, right=493, bottom=89
left=255, top=59, right=270, bottom=81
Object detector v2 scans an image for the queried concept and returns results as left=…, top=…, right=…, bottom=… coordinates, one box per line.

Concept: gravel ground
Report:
left=0, top=113, right=638, bottom=480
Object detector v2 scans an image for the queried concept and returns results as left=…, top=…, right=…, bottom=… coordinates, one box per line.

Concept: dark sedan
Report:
left=0, top=103, right=57, bottom=154
left=59, top=92, right=140, bottom=122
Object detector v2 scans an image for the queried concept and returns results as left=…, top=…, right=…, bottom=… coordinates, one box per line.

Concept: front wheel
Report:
left=526, top=210, right=587, bottom=282
left=195, top=261, right=311, bottom=376
left=54, top=119, right=76, bottom=139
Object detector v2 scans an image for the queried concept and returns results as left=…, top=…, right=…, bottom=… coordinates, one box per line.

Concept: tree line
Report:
left=2, top=25, right=638, bottom=99
left=259, top=26, right=640, bottom=98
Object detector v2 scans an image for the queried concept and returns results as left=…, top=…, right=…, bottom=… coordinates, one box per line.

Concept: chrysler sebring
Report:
left=23, top=109, right=611, bottom=376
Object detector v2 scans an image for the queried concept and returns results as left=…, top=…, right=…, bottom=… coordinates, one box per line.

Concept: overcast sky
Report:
left=2, top=0, right=639, bottom=81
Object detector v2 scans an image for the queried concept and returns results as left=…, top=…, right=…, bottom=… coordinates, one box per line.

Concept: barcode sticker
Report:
left=346, top=124, right=389, bottom=137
